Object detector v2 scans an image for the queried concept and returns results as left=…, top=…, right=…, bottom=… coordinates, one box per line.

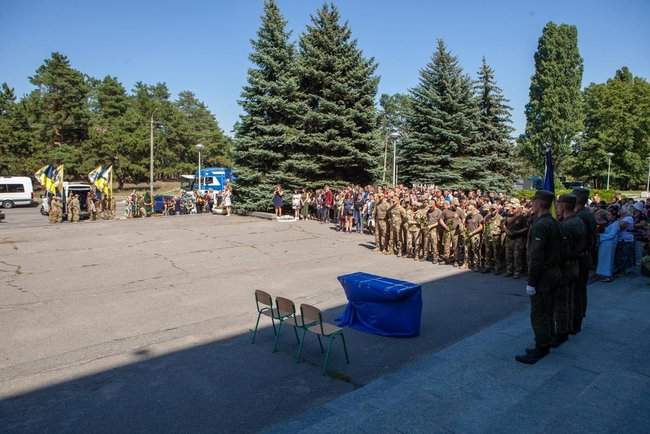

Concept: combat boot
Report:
left=515, top=346, right=549, bottom=365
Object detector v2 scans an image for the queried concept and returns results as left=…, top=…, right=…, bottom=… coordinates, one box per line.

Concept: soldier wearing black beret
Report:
left=516, top=190, right=563, bottom=364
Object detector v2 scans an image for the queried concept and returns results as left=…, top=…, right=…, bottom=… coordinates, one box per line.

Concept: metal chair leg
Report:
left=292, top=325, right=300, bottom=344
left=251, top=312, right=262, bottom=344
left=270, top=316, right=277, bottom=336
left=317, top=335, right=324, bottom=353
left=340, top=333, right=350, bottom=364
left=322, top=336, right=335, bottom=375
left=296, top=328, right=307, bottom=363
left=272, top=321, right=283, bottom=353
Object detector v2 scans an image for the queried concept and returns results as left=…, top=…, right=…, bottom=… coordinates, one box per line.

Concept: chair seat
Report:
left=307, top=322, right=342, bottom=336
left=261, top=308, right=280, bottom=318
left=283, top=315, right=303, bottom=327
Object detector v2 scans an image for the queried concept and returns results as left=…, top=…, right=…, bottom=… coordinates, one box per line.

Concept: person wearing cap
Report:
left=415, top=202, right=429, bottom=261
left=426, top=200, right=443, bottom=264
left=516, top=190, right=563, bottom=365
left=555, top=193, right=586, bottom=345
left=573, top=188, right=597, bottom=334
left=372, top=192, right=390, bottom=253
left=504, top=199, right=528, bottom=279
left=440, top=201, right=458, bottom=265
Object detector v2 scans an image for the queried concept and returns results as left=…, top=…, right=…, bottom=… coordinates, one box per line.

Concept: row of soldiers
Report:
left=371, top=191, right=530, bottom=278
left=47, top=194, right=81, bottom=223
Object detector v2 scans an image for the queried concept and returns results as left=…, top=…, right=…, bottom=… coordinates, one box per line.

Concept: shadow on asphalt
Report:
left=1, top=270, right=528, bottom=434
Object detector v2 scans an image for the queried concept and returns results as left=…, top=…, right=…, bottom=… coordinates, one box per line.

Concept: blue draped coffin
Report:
left=335, top=272, right=422, bottom=337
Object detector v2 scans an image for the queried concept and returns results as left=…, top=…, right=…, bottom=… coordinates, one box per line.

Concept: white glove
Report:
left=526, top=285, right=536, bottom=296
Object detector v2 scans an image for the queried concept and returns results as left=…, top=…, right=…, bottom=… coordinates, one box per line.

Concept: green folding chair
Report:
left=272, top=296, right=302, bottom=353
left=297, top=304, right=350, bottom=375
left=251, top=290, right=279, bottom=344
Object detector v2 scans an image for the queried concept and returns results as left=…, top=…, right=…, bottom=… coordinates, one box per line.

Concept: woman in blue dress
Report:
left=273, top=185, right=284, bottom=217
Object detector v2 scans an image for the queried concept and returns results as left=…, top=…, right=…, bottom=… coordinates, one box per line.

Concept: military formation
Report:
left=369, top=186, right=597, bottom=365
left=371, top=189, right=533, bottom=277
left=47, top=188, right=114, bottom=224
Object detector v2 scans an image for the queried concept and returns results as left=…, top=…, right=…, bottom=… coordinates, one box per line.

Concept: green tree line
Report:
left=0, top=52, right=231, bottom=188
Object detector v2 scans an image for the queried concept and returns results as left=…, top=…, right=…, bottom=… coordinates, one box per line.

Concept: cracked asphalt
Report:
left=0, top=208, right=528, bottom=433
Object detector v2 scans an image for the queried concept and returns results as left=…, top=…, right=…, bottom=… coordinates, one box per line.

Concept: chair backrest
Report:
left=254, top=290, right=273, bottom=312
left=300, top=304, right=323, bottom=332
left=275, top=296, right=296, bottom=318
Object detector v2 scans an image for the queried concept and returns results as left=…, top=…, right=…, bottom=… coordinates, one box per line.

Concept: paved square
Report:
left=1, top=214, right=528, bottom=433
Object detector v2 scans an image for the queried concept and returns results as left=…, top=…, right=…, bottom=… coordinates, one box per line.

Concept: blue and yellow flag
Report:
left=34, top=164, right=58, bottom=195
left=89, top=165, right=112, bottom=195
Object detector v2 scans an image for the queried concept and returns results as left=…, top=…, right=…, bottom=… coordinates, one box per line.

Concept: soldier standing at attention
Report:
left=516, top=190, right=563, bottom=365
left=504, top=199, right=528, bottom=278
left=406, top=203, right=420, bottom=260
left=372, top=193, right=390, bottom=253
left=415, top=202, right=429, bottom=261
left=554, top=193, right=586, bottom=347
left=573, top=188, right=597, bottom=334
left=440, top=201, right=457, bottom=265
left=426, top=200, right=443, bottom=264
left=48, top=197, right=59, bottom=224
left=69, top=194, right=80, bottom=223
left=454, top=199, right=467, bottom=267
left=464, top=204, right=484, bottom=271
left=388, top=195, right=406, bottom=257
left=483, top=205, right=504, bottom=274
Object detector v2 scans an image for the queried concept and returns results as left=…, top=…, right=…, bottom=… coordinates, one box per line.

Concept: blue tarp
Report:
left=335, top=272, right=422, bottom=337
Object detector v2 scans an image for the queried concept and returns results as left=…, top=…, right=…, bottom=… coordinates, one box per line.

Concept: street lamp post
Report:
left=149, top=113, right=155, bottom=200
left=606, top=152, right=614, bottom=190
left=196, top=143, right=205, bottom=192
left=390, top=131, right=400, bottom=187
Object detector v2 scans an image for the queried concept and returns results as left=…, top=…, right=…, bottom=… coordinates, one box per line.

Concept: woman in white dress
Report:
left=223, top=185, right=232, bottom=216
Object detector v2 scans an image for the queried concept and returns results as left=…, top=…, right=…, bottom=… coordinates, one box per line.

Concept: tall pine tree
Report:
left=295, top=3, right=379, bottom=189
left=234, top=0, right=300, bottom=212
left=519, top=22, right=583, bottom=173
left=401, top=39, right=480, bottom=189
left=475, top=57, right=515, bottom=191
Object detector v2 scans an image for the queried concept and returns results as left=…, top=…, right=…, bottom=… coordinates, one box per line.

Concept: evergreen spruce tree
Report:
left=234, top=0, right=300, bottom=212
left=295, top=3, right=379, bottom=189
left=401, top=39, right=480, bottom=189
left=475, top=57, right=515, bottom=191
left=519, top=22, right=583, bottom=173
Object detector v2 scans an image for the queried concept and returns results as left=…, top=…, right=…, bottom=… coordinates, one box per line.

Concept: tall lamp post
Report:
left=606, top=152, right=614, bottom=190
left=196, top=143, right=205, bottom=192
left=149, top=113, right=155, bottom=200
left=383, top=131, right=400, bottom=185
left=391, top=131, right=400, bottom=187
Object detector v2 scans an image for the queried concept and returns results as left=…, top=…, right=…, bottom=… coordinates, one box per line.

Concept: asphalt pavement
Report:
left=1, top=211, right=528, bottom=433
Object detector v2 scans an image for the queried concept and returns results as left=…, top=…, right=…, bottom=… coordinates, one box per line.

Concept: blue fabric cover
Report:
left=335, top=272, right=422, bottom=337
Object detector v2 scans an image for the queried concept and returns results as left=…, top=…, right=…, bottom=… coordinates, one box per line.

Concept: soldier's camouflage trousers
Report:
left=407, top=230, right=421, bottom=258
left=442, top=227, right=458, bottom=264
left=484, top=236, right=504, bottom=272
left=375, top=220, right=389, bottom=251
left=465, top=234, right=482, bottom=270
left=423, top=228, right=439, bottom=262
left=389, top=221, right=403, bottom=255
left=504, top=237, right=525, bottom=274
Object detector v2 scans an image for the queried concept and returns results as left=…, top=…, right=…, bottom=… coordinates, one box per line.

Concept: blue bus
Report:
left=180, top=167, right=235, bottom=193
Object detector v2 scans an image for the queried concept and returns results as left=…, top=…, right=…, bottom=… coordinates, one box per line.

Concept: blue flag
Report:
left=543, top=146, right=554, bottom=193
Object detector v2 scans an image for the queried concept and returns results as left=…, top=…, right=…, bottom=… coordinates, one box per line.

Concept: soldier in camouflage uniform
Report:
left=504, top=199, right=528, bottom=278
left=464, top=205, right=484, bottom=271
left=406, top=203, right=420, bottom=260
left=388, top=195, right=407, bottom=257
left=372, top=193, right=390, bottom=253
left=48, top=196, right=62, bottom=224
left=426, top=201, right=443, bottom=263
left=69, top=194, right=80, bottom=223
left=454, top=199, right=467, bottom=267
left=483, top=204, right=504, bottom=274
left=415, top=202, right=429, bottom=261
left=440, top=201, right=458, bottom=265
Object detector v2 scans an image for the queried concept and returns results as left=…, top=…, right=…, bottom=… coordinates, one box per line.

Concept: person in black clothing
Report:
left=516, top=190, right=564, bottom=365
left=573, top=188, right=597, bottom=333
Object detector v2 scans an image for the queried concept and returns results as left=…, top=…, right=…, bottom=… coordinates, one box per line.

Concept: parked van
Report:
left=40, top=182, right=92, bottom=220
left=0, top=176, right=34, bottom=208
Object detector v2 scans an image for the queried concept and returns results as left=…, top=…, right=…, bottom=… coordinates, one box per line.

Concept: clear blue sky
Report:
left=2, top=0, right=649, bottom=137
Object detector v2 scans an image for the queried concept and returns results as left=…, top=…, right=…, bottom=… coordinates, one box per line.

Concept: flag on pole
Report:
left=54, top=165, right=64, bottom=194
left=543, top=146, right=554, bottom=194
left=34, top=164, right=58, bottom=195
left=89, top=165, right=112, bottom=195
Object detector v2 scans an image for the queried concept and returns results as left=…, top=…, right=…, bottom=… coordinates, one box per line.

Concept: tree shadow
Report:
left=0, top=270, right=529, bottom=434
